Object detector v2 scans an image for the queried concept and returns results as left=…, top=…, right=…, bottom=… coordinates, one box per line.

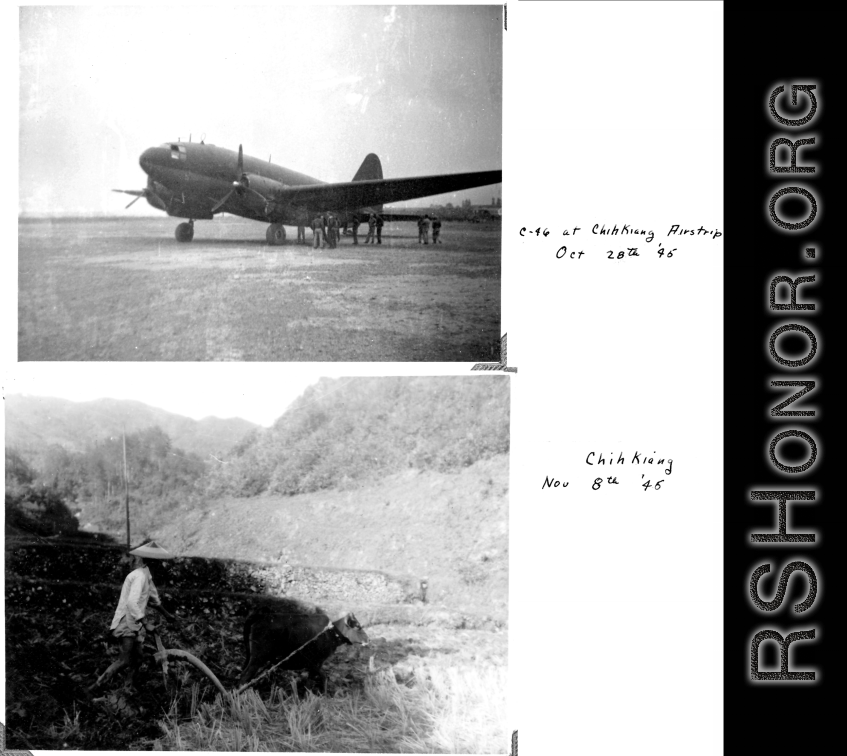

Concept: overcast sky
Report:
left=5, top=364, right=328, bottom=426
left=19, top=4, right=502, bottom=215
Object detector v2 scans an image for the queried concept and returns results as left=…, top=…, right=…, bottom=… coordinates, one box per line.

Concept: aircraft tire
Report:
left=266, top=224, right=286, bottom=246
left=175, top=222, right=194, bottom=243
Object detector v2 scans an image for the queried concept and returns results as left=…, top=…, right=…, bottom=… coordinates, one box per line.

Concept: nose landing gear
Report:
left=175, top=220, right=195, bottom=242
left=266, top=223, right=286, bottom=246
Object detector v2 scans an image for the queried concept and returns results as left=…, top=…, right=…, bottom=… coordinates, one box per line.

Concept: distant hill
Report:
left=5, top=394, right=258, bottom=461
left=206, top=376, right=510, bottom=497
left=9, top=378, right=511, bottom=618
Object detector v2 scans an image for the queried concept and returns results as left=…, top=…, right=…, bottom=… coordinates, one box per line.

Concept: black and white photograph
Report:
left=5, top=370, right=509, bottom=751
left=18, top=5, right=502, bottom=362
left=7, top=1, right=842, bottom=755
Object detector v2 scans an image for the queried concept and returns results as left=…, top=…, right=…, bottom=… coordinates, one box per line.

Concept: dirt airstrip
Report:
left=18, top=217, right=501, bottom=361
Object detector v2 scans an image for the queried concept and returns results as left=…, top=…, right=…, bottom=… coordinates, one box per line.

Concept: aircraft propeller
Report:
left=210, top=144, right=266, bottom=213
left=112, top=189, right=147, bottom=209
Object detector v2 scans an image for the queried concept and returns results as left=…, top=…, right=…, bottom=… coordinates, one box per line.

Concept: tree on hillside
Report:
left=19, top=426, right=207, bottom=539
left=6, top=487, right=80, bottom=537
left=6, top=447, right=36, bottom=490
left=70, top=426, right=206, bottom=502
left=39, top=444, right=81, bottom=500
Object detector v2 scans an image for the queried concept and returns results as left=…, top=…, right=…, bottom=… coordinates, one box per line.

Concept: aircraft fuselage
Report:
left=124, top=139, right=501, bottom=243
left=139, top=142, right=323, bottom=225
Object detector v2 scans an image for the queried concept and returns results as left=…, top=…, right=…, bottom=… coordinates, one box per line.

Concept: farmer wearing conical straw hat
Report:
left=89, top=540, right=179, bottom=692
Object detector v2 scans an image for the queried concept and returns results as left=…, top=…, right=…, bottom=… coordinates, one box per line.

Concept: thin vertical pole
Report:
left=123, top=428, right=130, bottom=550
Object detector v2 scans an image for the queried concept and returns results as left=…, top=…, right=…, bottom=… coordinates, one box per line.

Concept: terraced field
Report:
left=4, top=538, right=506, bottom=751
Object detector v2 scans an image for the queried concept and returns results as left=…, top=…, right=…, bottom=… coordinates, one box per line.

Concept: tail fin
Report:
left=352, top=153, right=383, bottom=183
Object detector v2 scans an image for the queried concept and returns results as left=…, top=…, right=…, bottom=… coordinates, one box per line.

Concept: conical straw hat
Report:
left=129, top=540, right=172, bottom=560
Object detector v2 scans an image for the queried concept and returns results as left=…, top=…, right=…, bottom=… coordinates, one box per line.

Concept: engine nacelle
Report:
left=145, top=180, right=168, bottom=212
left=242, top=173, right=286, bottom=200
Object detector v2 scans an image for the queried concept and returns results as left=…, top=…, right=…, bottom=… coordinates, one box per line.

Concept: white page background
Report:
left=4, top=1, right=724, bottom=754
left=506, top=2, right=722, bottom=753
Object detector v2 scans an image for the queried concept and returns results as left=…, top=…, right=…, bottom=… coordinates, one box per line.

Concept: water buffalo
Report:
left=239, top=601, right=369, bottom=691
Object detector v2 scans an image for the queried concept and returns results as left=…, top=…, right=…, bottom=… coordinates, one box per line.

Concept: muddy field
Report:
left=18, top=217, right=501, bottom=361
left=6, top=586, right=506, bottom=750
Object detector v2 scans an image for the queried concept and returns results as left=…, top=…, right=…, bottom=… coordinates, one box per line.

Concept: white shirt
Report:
left=110, top=566, right=161, bottom=630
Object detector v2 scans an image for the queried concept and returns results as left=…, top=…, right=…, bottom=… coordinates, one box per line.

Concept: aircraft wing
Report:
left=271, top=170, right=502, bottom=212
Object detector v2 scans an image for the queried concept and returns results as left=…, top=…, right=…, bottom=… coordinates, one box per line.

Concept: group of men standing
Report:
left=417, top=214, right=442, bottom=245
left=359, top=212, right=384, bottom=245
left=297, top=213, right=443, bottom=248
left=304, top=212, right=385, bottom=248
left=309, top=212, right=341, bottom=249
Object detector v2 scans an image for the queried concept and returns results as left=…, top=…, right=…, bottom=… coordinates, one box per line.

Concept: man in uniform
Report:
left=350, top=216, right=360, bottom=245
left=375, top=214, right=384, bottom=245
left=365, top=213, right=377, bottom=244
left=89, top=541, right=178, bottom=692
left=431, top=215, right=442, bottom=244
left=326, top=213, right=338, bottom=249
left=312, top=213, right=326, bottom=248
left=422, top=214, right=431, bottom=245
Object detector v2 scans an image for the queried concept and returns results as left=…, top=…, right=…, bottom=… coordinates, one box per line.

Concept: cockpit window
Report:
left=170, top=144, right=187, bottom=160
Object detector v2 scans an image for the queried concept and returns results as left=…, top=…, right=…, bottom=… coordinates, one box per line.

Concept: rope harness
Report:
left=233, top=619, right=334, bottom=695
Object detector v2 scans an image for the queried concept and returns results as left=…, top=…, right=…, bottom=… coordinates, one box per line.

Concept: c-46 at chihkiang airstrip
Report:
left=19, top=140, right=503, bottom=362
left=116, top=140, right=501, bottom=244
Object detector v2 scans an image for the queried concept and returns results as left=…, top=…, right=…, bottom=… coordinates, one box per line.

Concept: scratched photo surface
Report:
left=18, top=6, right=502, bottom=362
left=4, top=373, right=509, bottom=751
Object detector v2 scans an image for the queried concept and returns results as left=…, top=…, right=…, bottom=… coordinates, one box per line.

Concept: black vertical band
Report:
left=724, top=8, right=843, bottom=753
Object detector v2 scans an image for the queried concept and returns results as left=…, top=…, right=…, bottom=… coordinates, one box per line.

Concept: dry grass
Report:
left=159, top=660, right=507, bottom=753
left=18, top=217, right=501, bottom=361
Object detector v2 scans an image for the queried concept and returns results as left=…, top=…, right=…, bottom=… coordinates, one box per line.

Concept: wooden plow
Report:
left=149, top=620, right=334, bottom=702
left=151, top=631, right=229, bottom=697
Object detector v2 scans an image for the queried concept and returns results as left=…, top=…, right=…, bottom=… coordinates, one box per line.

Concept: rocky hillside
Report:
left=163, top=455, right=507, bottom=615
left=206, top=375, right=510, bottom=497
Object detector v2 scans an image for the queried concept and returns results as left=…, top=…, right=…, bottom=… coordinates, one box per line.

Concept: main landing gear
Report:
left=266, top=223, right=286, bottom=246
left=175, top=220, right=194, bottom=243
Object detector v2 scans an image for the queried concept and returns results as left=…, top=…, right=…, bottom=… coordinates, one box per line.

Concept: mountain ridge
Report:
left=5, top=394, right=258, bottom=461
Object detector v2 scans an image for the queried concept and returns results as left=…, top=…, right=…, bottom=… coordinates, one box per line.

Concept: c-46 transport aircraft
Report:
left=115, top=141, right=502, bottom=244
